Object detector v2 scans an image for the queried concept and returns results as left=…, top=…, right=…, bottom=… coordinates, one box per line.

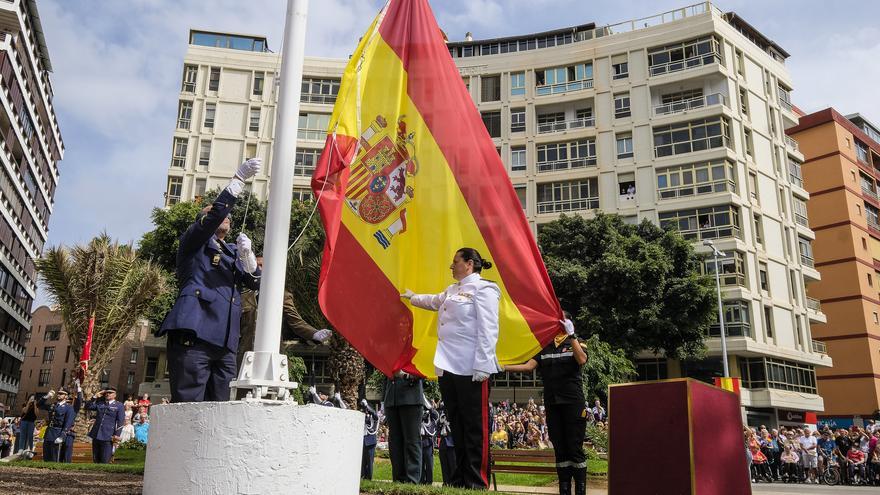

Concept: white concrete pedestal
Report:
left=143, top=401, right=363, bottom=495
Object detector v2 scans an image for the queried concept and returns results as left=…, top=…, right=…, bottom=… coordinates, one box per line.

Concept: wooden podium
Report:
left=608, top=379, right=750, bottom=495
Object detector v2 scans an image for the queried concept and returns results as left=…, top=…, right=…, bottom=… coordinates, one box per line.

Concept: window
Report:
left=171, top=137, right=188, bottom=168
left=636, top=359, right=668, bottom=381
left=874, top=312, right=879, bottom=324
left=798, top=237, right=814, bottom=267
left=653, top=117, right=730, bottom=157
left=759, top=262, right=769, bottom=293
left=777, top=84, right=792, bottom=111
left=249, top=108, right=261, bottom=132
left=301, top=78, right=340, bottom=104
left=293, top=189, right=314, bottom=202
left=869, top=273, right=874, bottom=287
left=763, top=306, right=774, bottom=338
left=166, top=177, right=183, bottom=205
left=191, top=32, right=267, bottom=52
left=793, top=197, right=809, bottom=226
left=754, top=214, right=763, bottom=245
left=208, top=67, right=220, bottom=91
left=867, top=203, right=880, bottom=229
left=748, top=172, right=758, bottom=201
left=789, top=269, right=798, bottom=299
left=194, top=178, right=206, bottom=198
left=658, top=205, right=741, bottom=241
left=204, top=103, right=216, bottom=128
left=535, top=63, right=593, bottom=95
left=744, top=128, right=753, bottom=158
left=514, top=185, right=527, bottom=210
left=481, top=111, right=501, bottom=138
left=737, top=88, right=749, bottom=117
left=65, top=345, right=70, bottom=363
left=614, top=93, right=631, bottom=118
left=510, top=108, right=525, bottom=133
left=647, top=36, right=722, bottom=76
left=536, top=112, right=566, bottom=133
left=199, top=140, right=211, bottom=168
left=702, top=251, right=746, bottom=287
left=795, top=316, right=803, bottom=347
left=295, top=149, right=321, bottom=176
left=481, top=75, right=501, bottom=102
left=536, top=179, right=599, bottom=214
left=655, top=89, right=718, bottom=115
left=177, top=101, right=193, bottom=129
left=739, top=357, right=817, bottom=394
left=127, top=371, right=135, bottom=389
left=38, top=369, right=50, bottom=387
left=618, top=173, right=636, bottom=200
left=145, top=357, right=158, bottom=382
left=788, top=159, right=803, bottom=188
left=510, top=146, right=526, bottom=172
left=44, top=324, right=60, bottom=341
left=298, top=113, right=330, bottom=140
left=130, top=349, right=139, bottom=364
left=856, top=140, right=869, bottom=163
left=735, top=49, right=745, bottom=76
left=612, top=58, right=629, bottom=80
left=246, top=143, right=257, bottom=159
left=708, top=300, right=751, bottom=337
left=863, top=238, right=869, bottom=250
left=510, top=72, right=525, bottom=96
left=656, top=160, right=736, bottom=199
left=253, top=71, right=264, bottom=96
left=616, top=133, right=633, bottom=159
left=536, top=139, right=596, bottom=172
left=42, top=346, right=54, bottom=364
left=181, top=65, right=197, bottom=92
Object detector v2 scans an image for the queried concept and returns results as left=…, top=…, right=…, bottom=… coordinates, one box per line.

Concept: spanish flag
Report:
left=312, top=0, right=561, bottom=377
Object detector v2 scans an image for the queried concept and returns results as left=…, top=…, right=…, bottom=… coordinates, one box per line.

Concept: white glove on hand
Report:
left=561, top=318, right=575, bottom=336
left=308, top=385, right=317, bottom=395
left=236, top=233, right=258, bottom=274
left=360, top=398, right=368, bottom=407
left=472, top=371, right=490, bottom=382
left=312, top=329, right=332, bottom=343
left=73, top=378, right=82, bottom=393
left=235, top=158, right=262, bottom=181
left=46, top=390, right=56, bottom=401
left=400, top=289, right=415, bottom=300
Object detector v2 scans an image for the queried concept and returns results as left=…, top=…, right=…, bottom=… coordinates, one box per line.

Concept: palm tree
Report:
left=37, top=234, right=167, bottom=427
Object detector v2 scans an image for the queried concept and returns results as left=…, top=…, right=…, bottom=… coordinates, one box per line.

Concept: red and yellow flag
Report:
left=312, top=0, right=561, bottom=377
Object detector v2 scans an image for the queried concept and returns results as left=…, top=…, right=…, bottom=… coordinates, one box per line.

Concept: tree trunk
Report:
left=328, top=333, right=364, bottom=410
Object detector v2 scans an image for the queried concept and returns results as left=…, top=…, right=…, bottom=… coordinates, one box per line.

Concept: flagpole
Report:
left=231, top=0, right=308, bottom=400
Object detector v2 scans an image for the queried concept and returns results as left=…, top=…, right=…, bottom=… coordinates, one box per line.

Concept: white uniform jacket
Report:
left=410, top=273, right=502, bottom=376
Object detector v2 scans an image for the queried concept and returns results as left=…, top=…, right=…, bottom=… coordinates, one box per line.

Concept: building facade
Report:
left=163, top=3, right=831, bottom=422
left=789, top=109, right=880, bottom=425
left=15, top=306, right=150, bottom=414
left=0, top=0, right=64, bottom=415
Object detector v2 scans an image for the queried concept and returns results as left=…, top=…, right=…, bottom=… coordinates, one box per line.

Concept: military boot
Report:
left=573, top=467, right=587, bottom=495
left=557, top=466, right=572, bottom=495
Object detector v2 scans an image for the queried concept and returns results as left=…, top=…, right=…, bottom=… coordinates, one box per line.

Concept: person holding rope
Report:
left=158, top=158, right=262, bottom=402
left=503, top=312, right=589, bottom=495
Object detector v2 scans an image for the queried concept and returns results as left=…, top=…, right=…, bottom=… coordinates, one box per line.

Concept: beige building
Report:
left=163, top=2, right=830, bottom=424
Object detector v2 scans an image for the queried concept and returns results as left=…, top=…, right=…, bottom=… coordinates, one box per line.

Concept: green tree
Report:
left=539, top=213, right=715, bottom=360
left=580, top=335, right=635, bottom=405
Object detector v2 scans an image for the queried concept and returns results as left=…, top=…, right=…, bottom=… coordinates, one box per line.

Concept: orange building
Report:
left=789, top=109, right=880, bottom=424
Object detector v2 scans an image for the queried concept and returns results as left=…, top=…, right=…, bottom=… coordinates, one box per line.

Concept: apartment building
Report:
left=163, top=2, right=830, bottom=422
left=789, top=109, right=880, bottom=426
left=15, top=306, right=151, bottom=412
left=0, top=0, right=64, bottom=415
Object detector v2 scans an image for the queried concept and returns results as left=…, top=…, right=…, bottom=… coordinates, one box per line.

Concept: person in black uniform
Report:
left=504, top=314, right=589, bottom=495
left=360, top=399, right=379, bottom=480
left=420, top=397, right=440, bottom=485
left=383, top=371, right=424, bottom=483
left=436, top=400, right=456, bottom=486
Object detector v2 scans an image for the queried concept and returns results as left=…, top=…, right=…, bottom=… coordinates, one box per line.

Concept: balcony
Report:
left=784, top=135, right=799, bottom=152
left=800, top=253, right=814, bottom=268
left=806, top=297, right=821, bottom=312
left=679, top=225, right=742, bottom=242
left=868, top=216, right=880, bottom=231
left=707, top=322, right=749, bottom=338
left=536, top=197, right=598, bottom=214
left=811, top=339, right=827, bottom=354
left=779, top=96, right=793, bottom=113
left=862, top=185, right=878, bottom=201
left=653, top=93, right=726, bottom=116
left=794, top=212, right=809, bottom=228
left=536, top=157, right=597, bottom=173
left=536, top=78, right=594, bottom=96
left=537, top=116, right=596, bottom=134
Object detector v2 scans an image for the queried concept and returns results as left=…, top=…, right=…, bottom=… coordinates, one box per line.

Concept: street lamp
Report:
left=703, top=239, right=730, bottom=378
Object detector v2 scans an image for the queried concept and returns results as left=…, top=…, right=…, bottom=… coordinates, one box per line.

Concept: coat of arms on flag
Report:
left=344, top=114, right=418, bottom=249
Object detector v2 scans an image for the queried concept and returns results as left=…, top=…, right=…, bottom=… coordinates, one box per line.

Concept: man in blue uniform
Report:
left=85, top=386, right=126, bottom=463
left=159, top=158, right=262, bottom=402
left=38, top=381, right=83, bottom=462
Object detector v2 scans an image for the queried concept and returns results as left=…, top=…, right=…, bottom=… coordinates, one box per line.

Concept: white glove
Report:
left=360, top=399, right=368, bottom=407
left=561, top=319, right=575, bottom=336
left=54, top=436, right=63, bottom=445
left=235, top=158, right=262, bottom=181
left=400, top=289, right=415, bottom=300
left=472, top=371, right=490, bottom=382
left=73, top=378, right=81, bottom=393
left=236, top=233, right=258, bottom=274
left=46, top=390, right=56, bottom=401
left=312, top=329, right=332, bottom=343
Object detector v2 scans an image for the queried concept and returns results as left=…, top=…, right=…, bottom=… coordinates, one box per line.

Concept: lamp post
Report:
left=703, top=239, right=730, bottom=378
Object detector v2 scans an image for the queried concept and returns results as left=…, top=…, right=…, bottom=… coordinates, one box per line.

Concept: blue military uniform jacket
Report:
left=38, top=391, right=83, bottom=442
left=85, top=398, right=126, bottom=441
left=158, top=188, right=261, bottom=352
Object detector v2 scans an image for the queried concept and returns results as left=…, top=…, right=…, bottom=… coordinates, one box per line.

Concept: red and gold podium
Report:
left=608, top=379, right=750, bottom=495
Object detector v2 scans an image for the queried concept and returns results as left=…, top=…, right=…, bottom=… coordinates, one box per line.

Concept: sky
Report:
left=33, top=0, right=880, bottom=273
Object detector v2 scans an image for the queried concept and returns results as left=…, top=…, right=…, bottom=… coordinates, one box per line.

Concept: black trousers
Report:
left=92, top=439, right=113, bottom=464
left=545, top=402, right=587, bottom=482
left=42, top=432, right=74, bottom=463
left=361, top=442, right=376, bottom=480
left=167, top=333, right=237, bottom=402
left=386, top=404, right=422, bottom=483
left=420, top=436, right=435, bottom=484
left=439, top=372, right=490, bottom=489
left=438, top=436, right=456, bottom=486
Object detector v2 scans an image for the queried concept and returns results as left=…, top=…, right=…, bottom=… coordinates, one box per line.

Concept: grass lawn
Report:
left=0, top=447, right=146, bottom=475
left=361, top=480, right=520, bottom=494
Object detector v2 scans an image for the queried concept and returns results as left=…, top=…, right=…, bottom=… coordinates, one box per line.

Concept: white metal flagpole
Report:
left=231, top=0, right=309, bottom=400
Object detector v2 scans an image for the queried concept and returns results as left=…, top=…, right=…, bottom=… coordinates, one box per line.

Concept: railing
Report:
left=811, top=339, right=827, bottom=354
left=177, top=118, right=190, bottom=130
left=657, top=178, right=735, bottom=199
left=297, top=129, right=325, bottom=141
left=785, top=135, right=799, bottom=151
left=537, top=197, right=599, bottom=214
left=679, top=225, right=742, bottom=241
left=800, top=253, right=814, bottom=268
left=536, top=78, right=594, bottom=96
left=861, top=185, right=878, bottom=201
left=707, top=322, right=749, bottom=338
left=653, top=93, right=726, bottom=116
left=868, top=216, right=880, bottom=231
left=806, top=297, right=821, bottom=312
left=536, top=116, right=596, bottom=134
left=794, top=213, right=809, bottom=227
left=579, top=2, right=714, bottom=41
left=779, top=97, right=793, bottom=112
left=649, top=53, right=722, bottom=77
left=301, top=93, right=337, bottom=105
left=536, top=157, right=597, bottom=172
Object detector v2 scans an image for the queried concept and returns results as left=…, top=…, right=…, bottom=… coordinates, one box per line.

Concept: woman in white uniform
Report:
left=401, top=247, right=500, bottom=489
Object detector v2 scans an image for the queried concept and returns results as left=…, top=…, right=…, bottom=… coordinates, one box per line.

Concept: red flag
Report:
left=78, top=315, right=94, bottom=382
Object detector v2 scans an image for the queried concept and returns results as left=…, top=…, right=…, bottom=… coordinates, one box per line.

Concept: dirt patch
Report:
left=0, top=467, right=143, bottom=494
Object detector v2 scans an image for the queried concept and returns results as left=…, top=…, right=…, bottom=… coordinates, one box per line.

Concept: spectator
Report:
left=817, top=430, right=836, bottom=476
left=591, top=399, right=606, bottom=422
left=847, top=445, right=867, bottom=483
left=798, top=428, right=819, bottom=484
left=119, top=417, right=135, bottom=443
left=0, top=419, right=12, bottom=458
left=15, top=396, right=37, bottom=454
left=869, top=434, right=880, bottom=485
left=133, top=405, right=148, bottom=423
left=134, top=415, right=150, bottom=444
left=780, top=443, right=799, bottom=483
left=137, top=394, right=152, bottom=413
left=491, top=423, right=507, bottom=449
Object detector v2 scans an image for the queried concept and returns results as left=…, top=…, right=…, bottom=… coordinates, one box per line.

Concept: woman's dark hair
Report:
left=456, top=247, right=493, bottom=273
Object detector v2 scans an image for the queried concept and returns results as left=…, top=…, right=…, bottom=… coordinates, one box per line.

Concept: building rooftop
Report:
left=23, top=0, right=52, bottom=72
left=189, top=29, right=270, bottom=52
